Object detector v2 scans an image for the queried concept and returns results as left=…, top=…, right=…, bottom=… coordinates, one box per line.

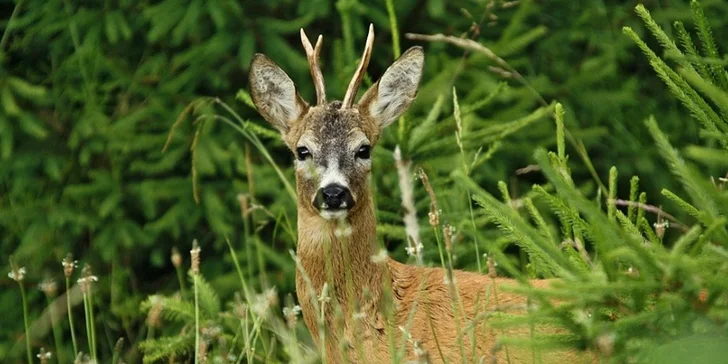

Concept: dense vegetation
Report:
left=1, top=0, right=727, bottom=362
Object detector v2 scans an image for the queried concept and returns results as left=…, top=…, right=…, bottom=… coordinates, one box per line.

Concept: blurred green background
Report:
left=1, top=0, right=727, bottom=362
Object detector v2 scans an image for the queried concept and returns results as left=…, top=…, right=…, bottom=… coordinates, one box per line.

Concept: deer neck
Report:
left=295, top=192, right=386, bottom=317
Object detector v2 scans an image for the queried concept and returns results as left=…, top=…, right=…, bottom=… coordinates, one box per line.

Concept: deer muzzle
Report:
left=316, top=183, right=355, bottom=212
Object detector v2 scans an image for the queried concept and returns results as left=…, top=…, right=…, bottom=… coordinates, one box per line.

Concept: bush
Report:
left=1, top=0, right=726, bottom=362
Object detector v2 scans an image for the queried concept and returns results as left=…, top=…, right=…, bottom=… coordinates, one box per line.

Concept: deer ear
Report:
left=249, top=54, right=308, bottom=134
left=358, top=46, right=424, bottom=129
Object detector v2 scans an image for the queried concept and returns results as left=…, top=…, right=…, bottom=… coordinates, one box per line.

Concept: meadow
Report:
left=1, top=0, right=728, bottom=363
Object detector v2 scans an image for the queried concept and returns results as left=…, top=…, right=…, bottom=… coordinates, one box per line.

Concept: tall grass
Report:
left=3, top=1, right=728, bottom=363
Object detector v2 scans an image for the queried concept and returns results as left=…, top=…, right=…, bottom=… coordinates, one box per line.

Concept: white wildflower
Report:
left=77, top=275, right=99, bottom=294
left=62, top=254, right=78, bottom=277
left=8, top=266, right=26, bottom=282
left=38, top=279, right=58, bottom=296
left=37, top=347, right=52, bottom=363
left=443, top=272, right=456, bottom=286
left=334, top=225, right=352, bottom=238
left=370, top=249, right=388, bottom=264
left=252, top=287, right=278, bottom=317
left=283, top=305, right=301, bottom=317
left=318, top=283, right=331, bottom=304
left=405, top=242, right=423, bottom=257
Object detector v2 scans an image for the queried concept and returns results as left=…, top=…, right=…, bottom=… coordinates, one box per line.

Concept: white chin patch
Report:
left=320, top=210, right=348, bottom=221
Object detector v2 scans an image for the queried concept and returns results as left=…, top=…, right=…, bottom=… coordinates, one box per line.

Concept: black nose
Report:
left=317, top=184, right=354, bottom=210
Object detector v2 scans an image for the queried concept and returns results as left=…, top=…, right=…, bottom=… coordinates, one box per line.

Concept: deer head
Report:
left=249, top=25, right=424, bottom=221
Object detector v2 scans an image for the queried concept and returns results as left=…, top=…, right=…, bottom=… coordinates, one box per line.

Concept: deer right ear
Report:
left=358, top=46, right=424, bottom=129
left=249, top=54, right=308, bottom=134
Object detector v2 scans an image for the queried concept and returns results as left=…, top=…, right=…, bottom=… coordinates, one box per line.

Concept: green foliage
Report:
left=1, top=0, right=728, bottom=362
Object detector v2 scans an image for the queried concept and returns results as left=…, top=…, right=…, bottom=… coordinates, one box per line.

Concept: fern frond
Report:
left=634, top=5, right=696, bottom=74
left=690, top=0, right=728, bottom=90
left=139, top=333, right=194, bottom=363
left=189, top=272, right=221, bottom=317
left=644, top=117, right=718, bottom=217
left=673, top=21, right=711, bottom=81
left=661, top=189, right=701, bottom=219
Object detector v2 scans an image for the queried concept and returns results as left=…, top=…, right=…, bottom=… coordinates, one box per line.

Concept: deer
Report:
left=249, top=25, right=594, bottom=364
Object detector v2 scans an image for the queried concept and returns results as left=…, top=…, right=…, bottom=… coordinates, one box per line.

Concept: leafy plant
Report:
left=1, top=0, right=727, bottom=362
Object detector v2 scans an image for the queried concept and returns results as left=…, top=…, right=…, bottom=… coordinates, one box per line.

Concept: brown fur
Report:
left=249, top=44, right=595, bottom=364
left=295, top=194, right=595, bottom=363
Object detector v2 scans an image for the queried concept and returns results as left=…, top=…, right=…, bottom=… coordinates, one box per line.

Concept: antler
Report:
left=342, top=24, right=375, bottom=109
left=300, top=29, right=326, bottom=105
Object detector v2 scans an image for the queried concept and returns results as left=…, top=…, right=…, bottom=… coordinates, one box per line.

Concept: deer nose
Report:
left=317, top=184, right=354, bottom=210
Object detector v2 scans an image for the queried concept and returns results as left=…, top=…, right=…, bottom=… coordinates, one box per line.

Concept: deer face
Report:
left=249, top=26, right=424, bottom=220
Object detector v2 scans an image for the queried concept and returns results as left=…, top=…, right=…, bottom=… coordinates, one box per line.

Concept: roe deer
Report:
left=249, top=25, right=594, bottom=364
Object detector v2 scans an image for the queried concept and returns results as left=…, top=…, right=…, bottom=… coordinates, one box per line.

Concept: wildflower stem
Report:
left=175, top=265, right=187, bottom=297
left=194, top=273, right=200, bottom=364
left=19, top=282, right=32, bottom=364
left=82, top=292, right=93, bottom=361
left=88, top=286, right=98, bottom=362
left=45, top=294, right=64, bottom=364
left=319, top=291, right=328, bottom=364
left=468, top=197, right=483, bottom=273
left=66, top=277, right=79, bottom=355
left=433, top=228, right=446, bottom=269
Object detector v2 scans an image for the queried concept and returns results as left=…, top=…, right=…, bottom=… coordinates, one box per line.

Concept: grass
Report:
left=3, top=1, right=728, bottom=363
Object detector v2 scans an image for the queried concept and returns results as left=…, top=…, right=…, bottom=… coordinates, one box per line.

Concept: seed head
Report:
left=74, top=352, right=91, bottom=364
left=443, top=225, right=453, bottom=252
left=654, top=220, right=669, bottom=239
left=487, top=255, right=497, bottom=278
left=404, top=241, right=423, bottom=257
left=233, top=293, right=248, bottom=319
left=428, top=211, right=439, bottom=227
left=37, top=347, right=52, bottom=364
left=201, top=326, right=222, bottom=339
left=318, top=283, right=331, bottom=304
left=334, top=223, right=352, bottom=238
left=77, top=264, right=98, bottom=294
left=418, top=169, right=440, bottom=228
left=146, top=296, right=163, bottom=328
left=38, top=279, right=58, bottom=297
left=370, top=249, right=388, bottom=264
left=237, top=193, right=250, bottom=219
left=198, top=337, right=209, bottom=364
left=283, top=304, right=302, bottom=328
left=190, top=240, right=201, bottom=274
left=252, top=287, right=278, bottom=318
left=62, top=254, right=78, bottom=277
left=171, top=247, right=182, bottom=268
left=8, top=265, right=26, bottom=282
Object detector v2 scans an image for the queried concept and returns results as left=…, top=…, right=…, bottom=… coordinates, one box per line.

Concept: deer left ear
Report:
left=358, top=46, right=424, bottom=129
left=249, top=54, right=308, bottom=134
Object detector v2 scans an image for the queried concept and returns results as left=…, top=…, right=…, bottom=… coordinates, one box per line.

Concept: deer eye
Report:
left=355, top=145, right=371, bottom=159
left=296, top=147, right=311, bottom=161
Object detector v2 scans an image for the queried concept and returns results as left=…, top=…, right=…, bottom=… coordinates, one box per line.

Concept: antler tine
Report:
left=342, top=23, right=375, bottom=109
left=300, top=28, right=326, bottom=105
